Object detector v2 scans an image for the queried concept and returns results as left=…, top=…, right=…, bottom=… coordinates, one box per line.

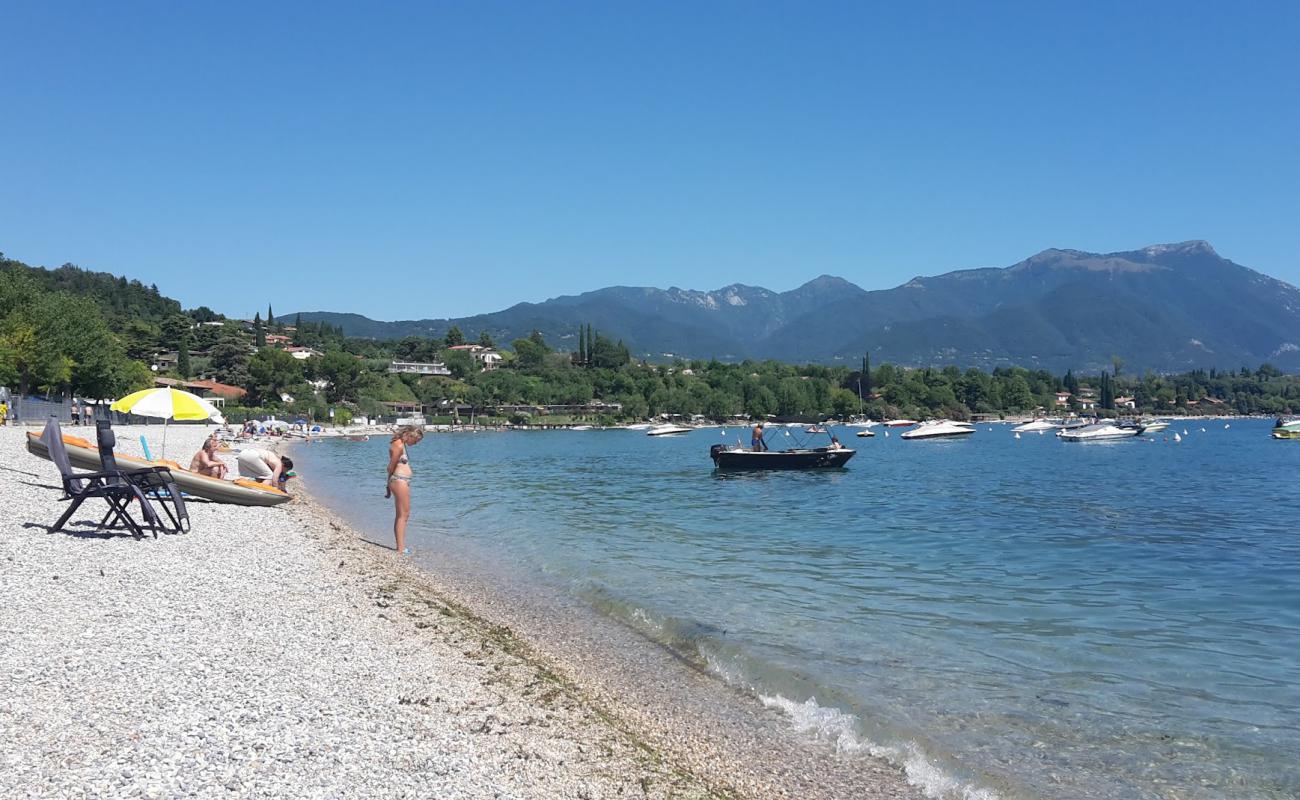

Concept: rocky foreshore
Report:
left=0, top=423, right=725, bottom=798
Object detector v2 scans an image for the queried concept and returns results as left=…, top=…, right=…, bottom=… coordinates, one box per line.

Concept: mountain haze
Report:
left=293, top=242, right=1300, bottom=372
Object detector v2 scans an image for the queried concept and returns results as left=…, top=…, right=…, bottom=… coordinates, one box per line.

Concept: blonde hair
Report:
left=392, top=424, right=425, bottom=442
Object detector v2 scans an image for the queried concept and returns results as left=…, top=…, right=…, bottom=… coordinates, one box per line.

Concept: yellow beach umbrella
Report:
left=111, top=387, right=225, bottom=458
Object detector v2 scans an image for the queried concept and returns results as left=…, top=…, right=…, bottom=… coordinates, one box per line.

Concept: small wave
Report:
left=758, top=694, right=1000, bottom=800
left=586, top=597, right=1005, bottom=800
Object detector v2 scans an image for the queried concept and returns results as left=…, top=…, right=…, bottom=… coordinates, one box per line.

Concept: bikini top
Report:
left=397, top=442, right=410, bottom=465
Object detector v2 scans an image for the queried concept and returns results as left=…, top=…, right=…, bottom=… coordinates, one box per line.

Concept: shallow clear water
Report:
left=295, top=421, right=1300, bottom=799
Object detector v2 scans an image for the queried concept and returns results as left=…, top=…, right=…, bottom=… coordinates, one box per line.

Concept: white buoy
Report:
left=1174, top=433, right=1182, bottom=443
left=1014, top=432, right=1021, bottom=439
left=1038, top=430, right=1045, bottom=435
left=1224, top=423, right=1230, bottom=429
left=1200, top=427, right=1206, bottom=432
left=885, top=430, right=890, bottom=438
left=1183, top=429, right=1189, bottom=436
left=721, top=430, right=727, bottom=437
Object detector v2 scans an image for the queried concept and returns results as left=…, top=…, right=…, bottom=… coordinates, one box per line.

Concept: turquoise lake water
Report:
left=294, top=420, right=1299, bottom=799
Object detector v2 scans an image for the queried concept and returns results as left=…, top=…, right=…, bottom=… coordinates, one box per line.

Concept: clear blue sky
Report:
left=2, top=2, right=1297, bottom=321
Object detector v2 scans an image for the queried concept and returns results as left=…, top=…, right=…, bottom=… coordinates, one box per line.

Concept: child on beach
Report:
left=385, top=425, right=424, bottom=555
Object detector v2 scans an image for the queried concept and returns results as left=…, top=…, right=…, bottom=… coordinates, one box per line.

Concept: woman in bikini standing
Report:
left=386, top=425, right=424, bottom=554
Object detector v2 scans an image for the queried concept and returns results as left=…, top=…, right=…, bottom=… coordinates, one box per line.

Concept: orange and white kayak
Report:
left=26, top=432, right=293, bottom=507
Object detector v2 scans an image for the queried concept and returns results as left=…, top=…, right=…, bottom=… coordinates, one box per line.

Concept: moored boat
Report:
left=647, top=424, right=693, bottom=436
left=1012, top=418, right=1059, bottom=433
left=27, top=432, right=293, bottom=507
left=901, top=420, right=975, bottom=440
left=709, top=443, right=855, bottom=470
left=1058, top=422, right=1140, bottom=442
left=1271, top=417, right=1300, bottom=439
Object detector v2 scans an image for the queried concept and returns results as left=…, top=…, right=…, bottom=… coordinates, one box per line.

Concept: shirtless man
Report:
left=189, top=436, right=228, bottom=478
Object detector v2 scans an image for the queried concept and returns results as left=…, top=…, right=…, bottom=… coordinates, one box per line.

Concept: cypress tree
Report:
left=177, top=334, right=191, bottom=378
left=862, top=353, right=872, bottom=397
left=293, top=313, right=303, bottom=345
left=267, top=304, right=275, bottom=327
left=578, top=325, right=586, bottom=365
left=254, top=312, right=265, bottom=348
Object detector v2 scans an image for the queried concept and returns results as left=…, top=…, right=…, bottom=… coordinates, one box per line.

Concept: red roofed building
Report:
left=155, top=377, right=247, bottom=405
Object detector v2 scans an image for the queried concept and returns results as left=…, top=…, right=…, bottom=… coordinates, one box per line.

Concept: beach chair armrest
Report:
left=120, top=465, right=175, bottom=480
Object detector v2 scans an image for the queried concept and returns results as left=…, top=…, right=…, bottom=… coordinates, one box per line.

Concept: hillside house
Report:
left=448, top=344, right=502, bottom=371
left=389, top=360, right=451, bottom=376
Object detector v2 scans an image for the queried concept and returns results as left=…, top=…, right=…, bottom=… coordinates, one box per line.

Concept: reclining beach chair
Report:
left=40, top=417, right=165, bottom=538
left=95, top=420, right=190, bottom=534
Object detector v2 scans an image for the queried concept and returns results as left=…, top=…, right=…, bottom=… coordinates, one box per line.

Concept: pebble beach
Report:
left=0, top=422, right=920, bottom=800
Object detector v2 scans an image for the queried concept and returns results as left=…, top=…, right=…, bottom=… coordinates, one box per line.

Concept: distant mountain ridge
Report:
left=292, top=241, right=1300, bottom=372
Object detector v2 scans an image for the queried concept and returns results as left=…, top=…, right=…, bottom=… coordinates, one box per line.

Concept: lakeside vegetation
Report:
left=4, top=253, right=1300, bottom=422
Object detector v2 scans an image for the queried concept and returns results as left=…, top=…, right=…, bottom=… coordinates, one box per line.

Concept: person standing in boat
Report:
left=385, top=425, right=424, bottom=555
left=751, top=421, right=768, bottom=452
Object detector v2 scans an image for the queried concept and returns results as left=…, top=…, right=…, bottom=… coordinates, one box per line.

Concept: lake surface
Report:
left=294, top=420, right=1300, bottom=799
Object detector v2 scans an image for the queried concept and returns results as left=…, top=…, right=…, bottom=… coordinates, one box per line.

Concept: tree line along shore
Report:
left=4, top=254, right=1300, bottom=426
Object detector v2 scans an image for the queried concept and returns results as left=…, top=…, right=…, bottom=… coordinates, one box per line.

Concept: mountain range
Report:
left=292, top=241, right=1300, bottom=372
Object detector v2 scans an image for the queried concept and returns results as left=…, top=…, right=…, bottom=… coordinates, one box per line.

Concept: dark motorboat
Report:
left=710, top=443, right=856, bottom=470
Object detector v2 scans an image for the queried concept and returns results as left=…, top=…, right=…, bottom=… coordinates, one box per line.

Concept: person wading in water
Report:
left=385, top=425, right=424, bottom=554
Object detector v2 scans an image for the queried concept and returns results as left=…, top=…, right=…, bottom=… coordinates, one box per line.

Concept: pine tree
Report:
left=177, top=334, right=191, bottom=378
left=254, top=312, right=265, bottom=348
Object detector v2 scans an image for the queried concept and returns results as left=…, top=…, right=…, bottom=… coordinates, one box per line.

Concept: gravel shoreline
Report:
left=2, top=423, right=920, bottom=799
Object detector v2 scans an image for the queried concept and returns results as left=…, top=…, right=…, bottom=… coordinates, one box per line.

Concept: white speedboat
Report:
left=625, top=423, right=654, bottom=430
left=884, top=419, right=919, bottom=428
left=647, top=424, right=693, bottom=436
left=855, top=429, right=876, bottom=438
left=1012, top=418, right=1059, bottom=433
left=901, top=420, right=976, bottom=440
left=1137, top=419, right=1170, bottom=435
left=1058, top=422, right=1140, bottom=442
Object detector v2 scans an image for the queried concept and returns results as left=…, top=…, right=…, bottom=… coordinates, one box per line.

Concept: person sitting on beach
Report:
left=385, top=424, right=424, bottom=555
left=236, top=447, right=294, bottom=486
left=751, top=422, right=768, bottom=452
left=189, top=436, right=228, bottom=478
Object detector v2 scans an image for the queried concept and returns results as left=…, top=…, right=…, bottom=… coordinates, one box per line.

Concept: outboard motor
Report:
left=710, top=443, right=725, bottom=464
